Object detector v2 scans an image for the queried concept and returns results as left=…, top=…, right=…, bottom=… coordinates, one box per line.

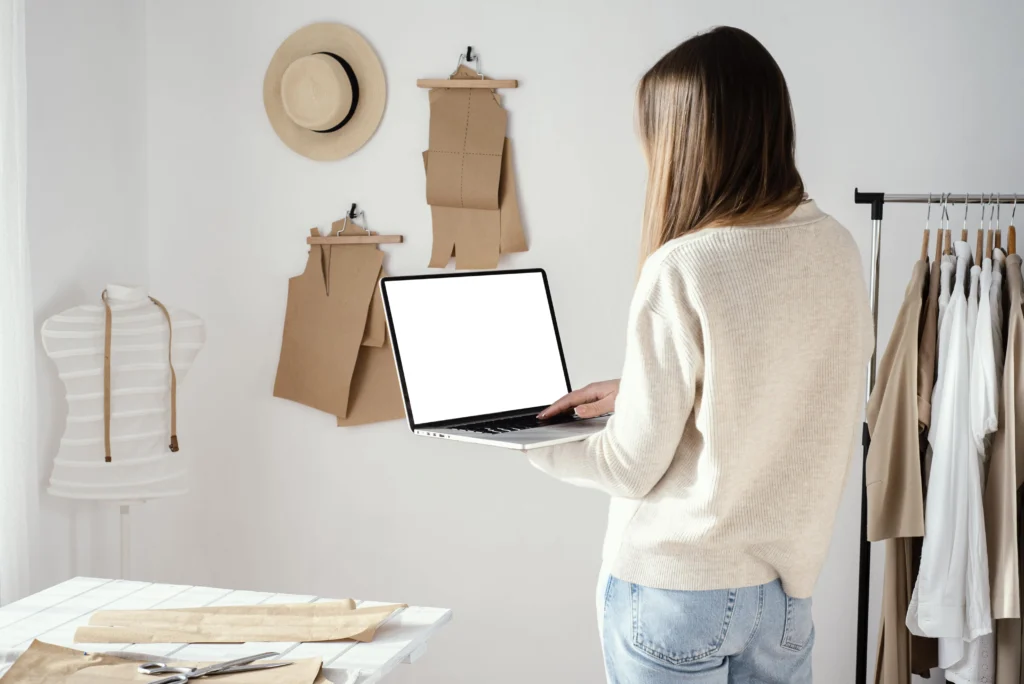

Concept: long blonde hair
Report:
left=636, top=27, right=805, bottom=263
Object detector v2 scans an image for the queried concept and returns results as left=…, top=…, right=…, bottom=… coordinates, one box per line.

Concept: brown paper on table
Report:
left=0, top=641, right=330, bottom=684
left=74, top=602, right=405, bottom=644
left=274, top=220, right=403, bottom=425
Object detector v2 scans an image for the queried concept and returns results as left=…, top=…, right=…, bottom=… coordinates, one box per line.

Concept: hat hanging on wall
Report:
left=263, top=22, right=386, bottom=161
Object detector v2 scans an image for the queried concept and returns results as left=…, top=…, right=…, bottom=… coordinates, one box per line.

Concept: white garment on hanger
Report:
left=933, top=254, right=958, bottom=408
left=907, top=242, right=993, bottom=667
left=967, top=262, right=980, bottom=364
left=970, top=258, right=999, bottom=455
left=992, top=249, right=1006, bottom=373
left=938, top=254, right=956, bottom=337
left=945, top=257, right=997, bottom=684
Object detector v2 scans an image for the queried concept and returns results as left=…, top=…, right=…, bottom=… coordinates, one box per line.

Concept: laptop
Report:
left=380, top=269, right=608, bottom=450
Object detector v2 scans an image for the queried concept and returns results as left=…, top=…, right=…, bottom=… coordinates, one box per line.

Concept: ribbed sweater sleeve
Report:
left=528, top=259, right=699, bottom=498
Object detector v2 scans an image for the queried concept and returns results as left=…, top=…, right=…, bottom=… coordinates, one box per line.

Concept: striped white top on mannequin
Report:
left=41, top=284, right=205, bottom=500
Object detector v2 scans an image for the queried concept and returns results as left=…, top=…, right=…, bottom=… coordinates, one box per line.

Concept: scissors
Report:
left=138, top=651, right=293, bottom=684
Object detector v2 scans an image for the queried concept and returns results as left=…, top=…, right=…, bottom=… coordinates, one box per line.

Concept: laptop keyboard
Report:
left=455, top=412, right=577, bottom=434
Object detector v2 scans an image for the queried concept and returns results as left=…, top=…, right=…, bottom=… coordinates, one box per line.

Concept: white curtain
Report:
left=0, top=0, right=36, bottom=604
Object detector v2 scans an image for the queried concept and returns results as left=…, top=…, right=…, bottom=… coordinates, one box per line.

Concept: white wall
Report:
left=25, top=0, right=1024, bottom=682
left=27, top=0, right=148, bottom=588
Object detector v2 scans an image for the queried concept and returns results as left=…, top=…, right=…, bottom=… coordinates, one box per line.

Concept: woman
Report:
left=532, top=26, right=873, bottom=683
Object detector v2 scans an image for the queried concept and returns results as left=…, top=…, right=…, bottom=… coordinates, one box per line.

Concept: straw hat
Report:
left=263, top=23, right=386, bottom=161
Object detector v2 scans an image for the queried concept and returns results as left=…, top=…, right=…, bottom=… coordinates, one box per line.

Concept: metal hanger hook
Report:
left=1013, top=194, right=1018, bottom=223
left=452, top=46, right=484, bottom=78
left=962, top=193, right=969, bottom=232
left=925, top=192, right=933, bottom=231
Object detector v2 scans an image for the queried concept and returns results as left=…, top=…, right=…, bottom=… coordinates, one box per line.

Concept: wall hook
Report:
left=466, top=46, right=475, bottom=62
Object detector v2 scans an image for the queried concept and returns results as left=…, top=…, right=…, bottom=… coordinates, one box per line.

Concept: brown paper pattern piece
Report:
left=498, top=137, right=527, bottom=254
left=424, top=158, right=501, bottom=270
left=75, top=603, right=404, bottom=644
left=422, top=68, right=526, bottom=269
left=425, top=67, right=507, bottom=211
left=360, top=271, right=386, bottom=348
left=273, top=221, right=383, bottom=419
left=338, top=269, right=407, bottom=427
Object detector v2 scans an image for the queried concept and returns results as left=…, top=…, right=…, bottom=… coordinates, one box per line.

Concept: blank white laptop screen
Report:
left=383, top=271, right=570, bottom=426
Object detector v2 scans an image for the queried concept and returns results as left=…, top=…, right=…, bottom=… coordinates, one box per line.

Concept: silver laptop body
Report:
left=380, top=269, right=606, bottom=450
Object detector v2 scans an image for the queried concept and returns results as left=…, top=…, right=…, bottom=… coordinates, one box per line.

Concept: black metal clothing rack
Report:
left=852, top=189, right=1021, bottom=684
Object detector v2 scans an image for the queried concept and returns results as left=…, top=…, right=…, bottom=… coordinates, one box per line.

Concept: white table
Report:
left=0, top=577, right=452, bottom=683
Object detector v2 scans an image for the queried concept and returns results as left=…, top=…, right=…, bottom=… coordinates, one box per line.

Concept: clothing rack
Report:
left=852, top=189, right=1021, bottom=684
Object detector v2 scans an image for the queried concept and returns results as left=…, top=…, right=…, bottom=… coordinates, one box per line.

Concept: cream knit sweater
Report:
left=530, top=201, right=873, bottom=598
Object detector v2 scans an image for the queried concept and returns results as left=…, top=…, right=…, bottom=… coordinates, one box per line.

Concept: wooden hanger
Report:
left=306, top=205, right=404, bottom=245
left=1010, top=195, right=1018, bottom=254
left=921, top=194, right=934, bottom=261
left=933, top=223, right=943, bottom=264
left=307, top=234, right=403, bottom=245
left=985, top=226, right=993, bottom=260
left=976, top=228, right=984, bottom=263
left=944, top=228, right=952, bottom=256
left=417, top=78, right=518, bottom=89
left=417, top=47, right=518, bottom=89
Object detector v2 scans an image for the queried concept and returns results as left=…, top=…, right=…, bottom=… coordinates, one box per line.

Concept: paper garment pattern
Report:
left=41, top=286, right=205, bottom=500
left=423, top=65, right=527, bottom=269
left=274, top=220, right=405, bottom=426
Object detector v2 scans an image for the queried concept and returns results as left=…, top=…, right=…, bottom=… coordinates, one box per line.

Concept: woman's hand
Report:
left=538, top=380, right=621, bottom=420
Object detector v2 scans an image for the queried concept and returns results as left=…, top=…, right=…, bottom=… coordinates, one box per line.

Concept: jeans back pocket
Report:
left=781, top=595, right=814, bottom=652
left=630, top=583, right=737, bottom=666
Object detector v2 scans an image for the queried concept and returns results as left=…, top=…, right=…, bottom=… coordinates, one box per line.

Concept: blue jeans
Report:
left=600, top=575, right=814, bottom=683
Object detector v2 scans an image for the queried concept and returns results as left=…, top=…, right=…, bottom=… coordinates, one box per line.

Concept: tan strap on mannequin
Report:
left=101, top=292, right=179, bottom=462
left=148, top=296, right=179, bottom=452
left=102, top=291, right=113, bottom=462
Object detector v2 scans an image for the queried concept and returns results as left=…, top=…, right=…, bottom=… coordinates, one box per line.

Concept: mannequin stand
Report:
left=116, top=500, right=145, bottom=580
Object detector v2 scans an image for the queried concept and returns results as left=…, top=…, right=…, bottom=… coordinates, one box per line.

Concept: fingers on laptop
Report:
left=538, top=385, right=605, bottom=419
left=573, top=396, right=615, bottom=418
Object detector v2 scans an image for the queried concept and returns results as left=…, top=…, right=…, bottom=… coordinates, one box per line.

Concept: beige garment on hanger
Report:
left=866, top=260, right=927, bottom=541
left=989, top=252, right=1024, bottom=619
left=918, top=256, right=941, bottom=430
left=993, top=254, right=1024, bottom=684
left=866, top=260, right=938, bottom=683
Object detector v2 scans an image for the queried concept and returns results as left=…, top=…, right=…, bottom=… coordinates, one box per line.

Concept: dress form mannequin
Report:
left=41, top=284, right=205, bottom=500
